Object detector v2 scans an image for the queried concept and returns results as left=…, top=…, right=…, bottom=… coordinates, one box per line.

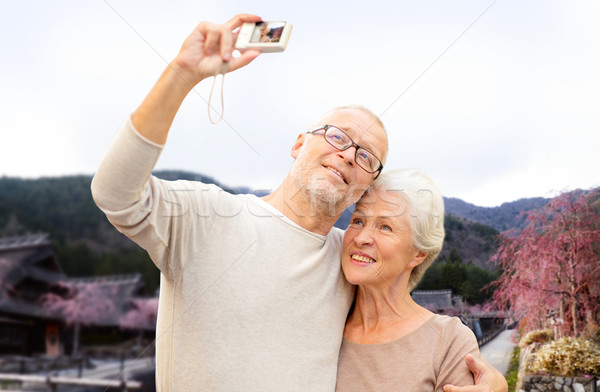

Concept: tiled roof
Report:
left=0, top=233, right=50, bottom=251
left=411, top=289, right=453, bottom=310
left=0, top=234, right=148, bottom=328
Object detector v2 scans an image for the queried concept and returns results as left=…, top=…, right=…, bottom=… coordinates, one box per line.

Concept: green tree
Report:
left=442, top=261, right=467, bottom=293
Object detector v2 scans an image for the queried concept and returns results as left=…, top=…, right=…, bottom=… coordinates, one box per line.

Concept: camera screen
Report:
left=250, top=22, right=285, bottom=43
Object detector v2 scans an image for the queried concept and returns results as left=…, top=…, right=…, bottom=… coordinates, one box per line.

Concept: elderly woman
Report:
left=336, top=169, right=483, bottom=391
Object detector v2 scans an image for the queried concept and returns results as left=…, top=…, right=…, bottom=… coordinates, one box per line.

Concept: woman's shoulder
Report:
left=428, top=314, right=464, bottom=327
left=427, top=314, right=476, bottom=342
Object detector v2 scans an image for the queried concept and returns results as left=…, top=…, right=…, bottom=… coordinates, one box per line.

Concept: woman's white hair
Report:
left=367, top=168, right=445, bottom=291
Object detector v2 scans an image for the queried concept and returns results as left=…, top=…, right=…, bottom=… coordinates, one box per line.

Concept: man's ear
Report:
left=290, top=134, right=305, bottom=159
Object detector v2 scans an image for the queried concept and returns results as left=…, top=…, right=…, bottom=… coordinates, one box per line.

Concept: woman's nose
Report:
left=354, top=227, right=374, bottom=246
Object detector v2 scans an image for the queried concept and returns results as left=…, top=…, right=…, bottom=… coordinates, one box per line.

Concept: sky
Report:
left=1, top=0, right=599, bottom=207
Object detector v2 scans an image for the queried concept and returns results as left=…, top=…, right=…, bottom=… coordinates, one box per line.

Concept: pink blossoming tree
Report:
left=490, top=189, right=600, bottom=337
left=120, top=297, right=158, bottom=347
left=41, top=281, right=117, bottom=356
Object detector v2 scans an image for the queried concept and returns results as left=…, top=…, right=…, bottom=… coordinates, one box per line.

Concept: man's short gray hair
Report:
left=320, top=105, right=388, bottom=165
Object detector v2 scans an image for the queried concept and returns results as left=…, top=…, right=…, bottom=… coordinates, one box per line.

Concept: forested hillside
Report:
left=0, top=171, right=535, bottom=296
left=0, top=172, right=235, bottom=292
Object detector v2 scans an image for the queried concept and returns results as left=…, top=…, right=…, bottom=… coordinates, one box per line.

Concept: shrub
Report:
left=528, top=337, right=600, bottom=377
left=519, top=329, right=554, bottom=348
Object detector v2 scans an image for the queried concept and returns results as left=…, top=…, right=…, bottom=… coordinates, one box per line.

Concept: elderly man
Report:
left=91, top=13, right=506, bottom=392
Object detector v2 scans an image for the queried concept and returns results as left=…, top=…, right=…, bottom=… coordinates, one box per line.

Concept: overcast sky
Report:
left=1, top=1, right=598, bottom=207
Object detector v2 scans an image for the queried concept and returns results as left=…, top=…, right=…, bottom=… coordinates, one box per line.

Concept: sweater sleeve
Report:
left=435, top=317, right=480, bottom=392
left=91, top=117, right=209, bottom=279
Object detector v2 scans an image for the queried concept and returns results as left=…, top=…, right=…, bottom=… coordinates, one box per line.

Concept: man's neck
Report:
left=261, top=178, right=346, bottom=236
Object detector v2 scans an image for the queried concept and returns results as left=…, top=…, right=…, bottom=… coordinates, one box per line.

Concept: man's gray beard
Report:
left=300, top=175, right=352, bottom=218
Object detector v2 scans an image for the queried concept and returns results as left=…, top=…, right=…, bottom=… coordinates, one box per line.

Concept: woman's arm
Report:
left=435, top=317, right=507, bottom=392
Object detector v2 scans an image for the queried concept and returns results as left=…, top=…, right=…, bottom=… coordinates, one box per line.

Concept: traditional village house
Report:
left=0, top=234, right=150, bottom=357
left=0, top=234, right=65, bottom=355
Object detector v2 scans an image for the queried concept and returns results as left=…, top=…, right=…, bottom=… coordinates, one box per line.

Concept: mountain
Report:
left=444, top=196, right=551, bottom=232
left=440, top=214, right=498, bottom=270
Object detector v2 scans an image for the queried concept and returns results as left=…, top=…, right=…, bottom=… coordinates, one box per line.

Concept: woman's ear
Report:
left=409, top=250, right=428, bottom=269
left=290, top=134, right=305, bottom=159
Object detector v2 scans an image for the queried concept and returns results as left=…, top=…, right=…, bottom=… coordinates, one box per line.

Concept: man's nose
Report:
left=338, top=147, right=356, bottom=167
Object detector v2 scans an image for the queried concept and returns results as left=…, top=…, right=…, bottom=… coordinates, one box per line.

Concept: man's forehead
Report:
left=319, top=108, right=373, bottom=129
left=320, top=109, right=387, bottom=155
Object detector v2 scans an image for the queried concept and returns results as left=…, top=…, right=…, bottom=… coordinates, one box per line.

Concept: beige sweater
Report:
left=336, top=314, right=479, bottom=391
left=91, top=118, right=355, bottom=391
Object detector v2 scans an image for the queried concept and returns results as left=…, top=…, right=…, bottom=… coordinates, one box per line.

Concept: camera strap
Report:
left=207, top=72, right=225, bottom=125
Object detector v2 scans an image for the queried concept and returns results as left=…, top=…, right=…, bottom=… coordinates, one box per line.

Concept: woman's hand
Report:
left=171, top=13, right=263, bottom=86
left=443, top=354, right=508, bottom=392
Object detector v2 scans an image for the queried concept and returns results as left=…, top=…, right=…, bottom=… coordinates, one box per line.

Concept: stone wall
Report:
left=520, top=375, right=599, bottom=392
left=516, top=342, right=600, bottom=392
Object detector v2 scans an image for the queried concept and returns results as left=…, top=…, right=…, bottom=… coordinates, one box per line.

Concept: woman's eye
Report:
left=351, top=218, right=364, bottom=226
left=381, top=224, right=392, bottom=231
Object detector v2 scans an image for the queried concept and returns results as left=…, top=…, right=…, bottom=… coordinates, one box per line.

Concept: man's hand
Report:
left=443, top=354, right=508, bottom=392
left=172, top=13, right=263, bottom=86
left=132, top=14, right=263, bottom=144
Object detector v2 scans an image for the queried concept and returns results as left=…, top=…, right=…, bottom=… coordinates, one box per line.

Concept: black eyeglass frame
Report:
left=306, top=124, right=384, bottom=178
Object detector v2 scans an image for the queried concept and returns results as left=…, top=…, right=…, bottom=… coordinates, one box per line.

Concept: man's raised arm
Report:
left=131, top=13, right=262, bottom=144
left=90, top=14, right=263, bottom=260
left=91, top=14, right=262, bottom=210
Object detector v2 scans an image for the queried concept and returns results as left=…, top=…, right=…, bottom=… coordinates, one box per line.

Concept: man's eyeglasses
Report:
left=307, top=125, right=383, bottom=176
